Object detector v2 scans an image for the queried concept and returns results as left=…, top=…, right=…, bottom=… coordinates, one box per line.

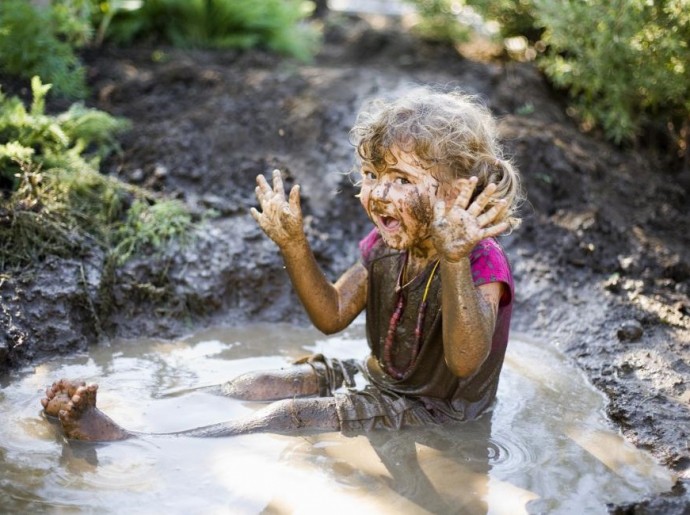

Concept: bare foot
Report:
left=41, top=379, right=86, bottom=417
left=55, top=383, right=132, bottom=442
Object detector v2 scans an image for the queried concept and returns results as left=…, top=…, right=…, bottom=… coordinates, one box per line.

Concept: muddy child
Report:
left=41, top=88, right=522, bottom=441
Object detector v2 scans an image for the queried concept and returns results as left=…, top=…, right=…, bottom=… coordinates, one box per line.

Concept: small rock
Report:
left=153, top=164, right=168, bottom=179
left=603, top=273, right=621, bottom=293
left=617, top=320, right=643, bottom=342
left=130, top=168, right=145, bottom=183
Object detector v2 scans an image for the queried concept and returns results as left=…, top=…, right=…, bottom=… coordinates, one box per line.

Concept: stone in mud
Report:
left=617, top=320, right=643, bottom=342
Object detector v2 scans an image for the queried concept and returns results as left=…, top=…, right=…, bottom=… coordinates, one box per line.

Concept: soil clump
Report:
left=1, top=12, right=689, bottom=513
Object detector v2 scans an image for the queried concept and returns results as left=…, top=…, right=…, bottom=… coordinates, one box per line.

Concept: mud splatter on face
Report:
left=408, top=186, right=433, bottom=227
left=382, top=182, right=391, bottom=200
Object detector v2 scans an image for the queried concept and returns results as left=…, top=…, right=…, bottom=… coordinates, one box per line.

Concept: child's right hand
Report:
left=250, top=169, right=306, bottom=249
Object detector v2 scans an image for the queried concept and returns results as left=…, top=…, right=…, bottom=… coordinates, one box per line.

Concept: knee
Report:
left=222, top=368, right=319, bottom=401
left=220, top=372, right=265, bottom=400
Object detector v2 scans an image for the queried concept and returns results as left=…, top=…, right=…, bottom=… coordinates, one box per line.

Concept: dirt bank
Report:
left=1, top=12, right=688, bottom=513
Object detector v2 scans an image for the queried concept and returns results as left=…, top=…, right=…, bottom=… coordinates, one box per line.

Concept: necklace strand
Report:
left=382, top=252, right=440, bottom=380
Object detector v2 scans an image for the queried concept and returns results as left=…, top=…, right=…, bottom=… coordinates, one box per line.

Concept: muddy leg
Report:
left=217, top=364, right=321, bottom=401
left=41, top=380, right=338, bottom=442
left=175, top=397, right=340, bottom=437
left=55, top=383, right=132, bottom=442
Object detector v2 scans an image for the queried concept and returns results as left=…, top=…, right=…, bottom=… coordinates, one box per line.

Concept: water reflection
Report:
left=0, top=322, right=676, bottom=514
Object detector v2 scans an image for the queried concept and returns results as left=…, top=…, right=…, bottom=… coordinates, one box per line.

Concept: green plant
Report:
left=464, top=0, right=540, bottom=42
left=99, top=0, right=319, bottom=60
left=404, top=0, right=471, bottom=44
left=0, top=77, right=130, bottom=191
left=535, top=0, right=690, bottom=145
left=112, top=198, right=192, bottom=264
left=51, top=0, right=97, bottom=46
left=466, top=0, right=690, bottom=155
left=0, top=0, right=89, bottom=98
left=0, top=77, right=193, bottom=271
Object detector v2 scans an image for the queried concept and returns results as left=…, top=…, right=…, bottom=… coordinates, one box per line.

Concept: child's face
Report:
left=359, top=147, right=441, bottom=255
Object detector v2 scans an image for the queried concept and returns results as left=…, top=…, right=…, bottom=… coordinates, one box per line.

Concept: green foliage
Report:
left=0, top=0, right=319, bottom=103
left=98, top=0, right=319, bottom=60
left=113, top=199, right=192, bottom=265
left=403, top=0, right=471, bottom=44
left=0, top=77, right=193, bottom=271
left=535, top=0, right=690, bottom=144
left=0, top=0, right=89, bottom=98
left=464, top=0, right=539, bottom=41
left=51, top=0, right=97, bottom=46
left=466, top=0, right=690, bottom=147
left=0, top=77, right=130, bottom=190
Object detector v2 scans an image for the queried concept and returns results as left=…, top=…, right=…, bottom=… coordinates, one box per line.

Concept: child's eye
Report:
left=362, top=170, right=377, bottom=180
left=395, top=176, right=411, bottom=185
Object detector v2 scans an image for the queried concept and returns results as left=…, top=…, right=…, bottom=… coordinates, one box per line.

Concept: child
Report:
left=41, top=87, right=521, bottom=440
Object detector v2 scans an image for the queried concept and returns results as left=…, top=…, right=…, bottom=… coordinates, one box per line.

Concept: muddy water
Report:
left=0, top=319, right=674, bottom=514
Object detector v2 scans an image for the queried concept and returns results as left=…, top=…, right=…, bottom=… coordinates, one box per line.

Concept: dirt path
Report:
left=1, top=12, right=688, bottom=513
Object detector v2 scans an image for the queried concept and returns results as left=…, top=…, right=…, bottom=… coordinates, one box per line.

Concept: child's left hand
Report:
left=431, top=177, right=509, bottom=262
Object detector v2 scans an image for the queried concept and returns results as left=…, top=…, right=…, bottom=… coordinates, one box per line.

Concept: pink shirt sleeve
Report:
left=359, top=227, right=382, bottom=267
left=469, top=239, right=514, bottom=306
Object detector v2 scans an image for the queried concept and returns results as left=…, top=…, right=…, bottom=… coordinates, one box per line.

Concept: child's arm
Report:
left=250, top=170, right=367, bottom=334
left=431, top=177, right=510, bottom=378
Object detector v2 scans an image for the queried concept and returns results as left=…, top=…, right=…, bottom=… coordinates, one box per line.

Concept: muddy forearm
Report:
left=440, top=259, right=496, bottom=377
left=280, top=238, right=361, bottom=334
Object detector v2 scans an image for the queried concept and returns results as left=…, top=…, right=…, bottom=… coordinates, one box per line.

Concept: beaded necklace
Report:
left=382, top=252, right=441, bottom=380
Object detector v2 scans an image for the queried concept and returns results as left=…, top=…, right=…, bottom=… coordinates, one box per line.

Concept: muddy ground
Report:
left=1, top=12, right=689, bottom=513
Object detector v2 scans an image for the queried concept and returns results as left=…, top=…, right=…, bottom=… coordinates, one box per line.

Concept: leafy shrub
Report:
left=0, top=0, right=319, bottom=103
left=461, top=0, right=539, bottom=42
left=0, top=77, right=192, bottom=270
left=535, top=0, right=690, bottom=145
left=466, top=0, right=690, bottom=149
left=113, top=199, right=192, bottom=264
left=403, top=0, right=471, bottom=44
left=0, top=77, right=130, bottom=191
left=98, top=0, right=319, bottom=60
left=0, top=0, right=89, bottom=98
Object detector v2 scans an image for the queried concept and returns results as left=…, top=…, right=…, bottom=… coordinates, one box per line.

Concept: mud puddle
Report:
left=0, top=320, right=674, bottom=514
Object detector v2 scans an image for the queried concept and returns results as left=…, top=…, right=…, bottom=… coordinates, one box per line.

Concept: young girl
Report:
left=41, top=88, right=521, bottom=440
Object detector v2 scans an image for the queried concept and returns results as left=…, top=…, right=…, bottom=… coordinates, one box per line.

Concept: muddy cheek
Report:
left=409, top=191, right=433, bottom=227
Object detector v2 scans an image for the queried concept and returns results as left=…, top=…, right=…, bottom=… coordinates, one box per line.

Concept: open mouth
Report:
left=378, top=215, right=401, bottom=231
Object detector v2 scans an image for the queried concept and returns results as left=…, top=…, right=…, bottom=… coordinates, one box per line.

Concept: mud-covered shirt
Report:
left=358, top=228, right=514, bottom=421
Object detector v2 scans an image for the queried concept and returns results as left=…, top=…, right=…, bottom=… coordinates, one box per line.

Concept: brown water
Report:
left=0, top=320, right=674, bottom=514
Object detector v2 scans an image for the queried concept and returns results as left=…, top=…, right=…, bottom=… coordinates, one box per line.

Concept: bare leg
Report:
left=217, top=364, right=321, bottom=401
left=41, top=379, right=339, bottom=442
left=174, top=397, right=340, bottom=437
left=166, top=364, right=322, bottom=401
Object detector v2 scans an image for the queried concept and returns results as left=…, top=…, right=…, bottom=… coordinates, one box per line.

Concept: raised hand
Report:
left=250, top=169, right=305, bottom=249
left=431, top=176, right=509, bottom=262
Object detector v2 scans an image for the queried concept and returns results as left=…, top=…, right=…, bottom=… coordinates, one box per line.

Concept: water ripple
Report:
left=486, top=431, right=538, bottom=473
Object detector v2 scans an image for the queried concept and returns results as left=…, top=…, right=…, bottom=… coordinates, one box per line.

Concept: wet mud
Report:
left=1, top=12, right=688, bottom=513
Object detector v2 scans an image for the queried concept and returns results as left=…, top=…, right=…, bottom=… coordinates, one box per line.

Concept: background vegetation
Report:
left=408, top=0, right=690, bottom=168
left=1, top=0, right=688, bottom=273
left=0, top=0, right=318, bottom=99
left=96, top=0, right=318, bottom=60
left=0, top=77, right=191, bottom=271
left=0, top=0, right=317, bottom=272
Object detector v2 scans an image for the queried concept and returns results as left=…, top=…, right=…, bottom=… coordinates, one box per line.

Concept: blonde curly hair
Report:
left=350, top=87, right=522, bottom=229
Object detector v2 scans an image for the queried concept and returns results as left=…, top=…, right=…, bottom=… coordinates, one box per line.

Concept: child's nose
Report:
left=371, top=181, right=389, bottom=202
